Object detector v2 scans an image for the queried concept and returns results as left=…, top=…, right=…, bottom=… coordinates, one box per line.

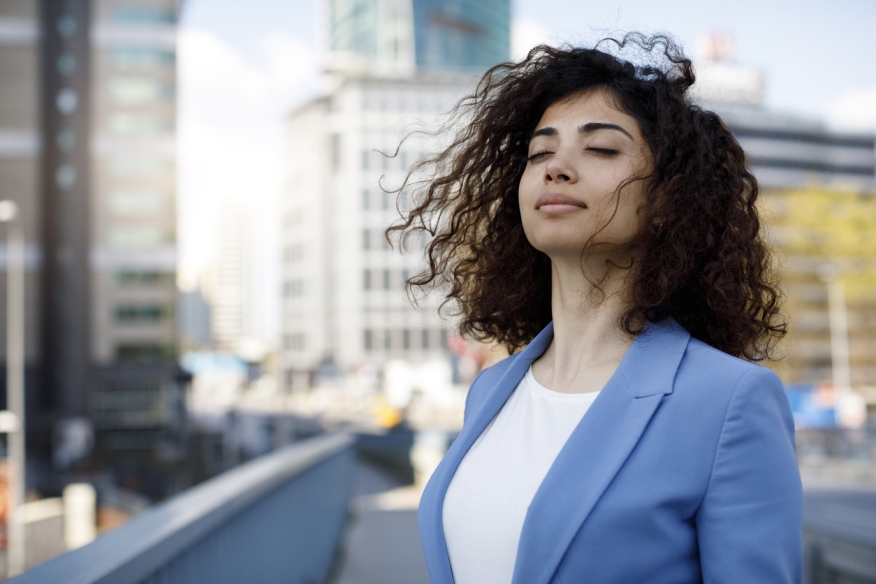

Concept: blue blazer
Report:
left=419, top=319, right=803, bottom=584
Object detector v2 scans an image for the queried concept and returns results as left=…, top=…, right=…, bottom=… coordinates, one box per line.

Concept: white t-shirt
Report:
left=442, top=366, right=600, bottom=584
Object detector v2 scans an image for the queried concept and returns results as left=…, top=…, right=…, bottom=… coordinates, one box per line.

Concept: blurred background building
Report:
left=326, top=0, right=510, bottom=73
left=209, top=197, right=251, bottom=353
left=281, top=0, right=510, bottom=388
left=0, top=0, right=185, bottom=502
left=693, top=35, right=876, bottom=424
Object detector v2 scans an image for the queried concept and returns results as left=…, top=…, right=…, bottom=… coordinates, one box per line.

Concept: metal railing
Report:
left=8, top=432, right=355, bottom=584
left=803, top=490, right=876, bottom=583
left=797, top=427, right=876, bottom=462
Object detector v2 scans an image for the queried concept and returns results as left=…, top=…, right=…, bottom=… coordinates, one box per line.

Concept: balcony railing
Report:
left=804, top=489, right=876, bottom=583
left=8, top=432, right=355, bottom=584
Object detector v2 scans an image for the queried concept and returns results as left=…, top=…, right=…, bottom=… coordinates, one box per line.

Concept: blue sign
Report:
left=786, top=384, right=837, bottom=429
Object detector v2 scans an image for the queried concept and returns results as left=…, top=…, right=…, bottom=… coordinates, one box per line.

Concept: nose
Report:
left=544, top=151, right=577, bottom=183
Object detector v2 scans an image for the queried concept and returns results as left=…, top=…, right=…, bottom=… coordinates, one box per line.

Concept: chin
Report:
left=527, top=237, right=587, bottom=259
left=523, top=224, right=587, bottom=254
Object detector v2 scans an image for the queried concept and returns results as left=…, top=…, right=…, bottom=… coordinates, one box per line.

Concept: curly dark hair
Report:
left=388, top=32, right=786, bottom=361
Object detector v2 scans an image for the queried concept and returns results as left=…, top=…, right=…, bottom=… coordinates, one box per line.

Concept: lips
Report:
left=535, top=193, right=587, bottom=212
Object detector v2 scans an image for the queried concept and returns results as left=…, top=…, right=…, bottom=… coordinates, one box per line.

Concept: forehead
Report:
left=535, top=88, right=640, bottom=135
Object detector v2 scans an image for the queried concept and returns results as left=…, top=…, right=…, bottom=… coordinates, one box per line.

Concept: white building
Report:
left=208, top=197, right=252, bottom=352
left=281, top=73, right=479, bottom=377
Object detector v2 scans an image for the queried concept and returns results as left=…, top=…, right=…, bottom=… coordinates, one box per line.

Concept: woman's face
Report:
left=518, top=88, right=652, bottom=263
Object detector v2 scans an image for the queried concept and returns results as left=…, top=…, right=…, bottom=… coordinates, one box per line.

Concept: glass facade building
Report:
left=411, top=0, right=509, bottom=71
left=328, top=0, right=510, bottom=72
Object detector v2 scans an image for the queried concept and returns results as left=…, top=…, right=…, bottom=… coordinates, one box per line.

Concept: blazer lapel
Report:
left=420, top=323, right=555, bottom=584
left=511, top=319, right=691, bottom=584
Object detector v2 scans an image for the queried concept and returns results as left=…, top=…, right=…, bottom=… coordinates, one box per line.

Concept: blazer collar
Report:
left=512, top=318, right=690, bottom=584
left=421, top=319, right=690, bottom=584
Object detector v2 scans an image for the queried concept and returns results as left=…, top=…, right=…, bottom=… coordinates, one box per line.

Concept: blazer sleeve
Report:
left=696, top=367, right=803, bottom=584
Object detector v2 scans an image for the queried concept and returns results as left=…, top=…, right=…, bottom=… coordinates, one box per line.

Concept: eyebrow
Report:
left=530, top=122, right=634, bottom=141
left=579, top=122, right=634, bottom=140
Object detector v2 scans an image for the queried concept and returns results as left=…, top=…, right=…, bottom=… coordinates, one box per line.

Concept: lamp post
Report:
left=816, top=263, right=864, bottom=429
left=0, top=200, right=25, bottom=576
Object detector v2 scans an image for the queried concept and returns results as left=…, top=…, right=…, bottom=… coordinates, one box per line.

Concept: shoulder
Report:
left=671, top=337, right=793, bottom=452
left=463, top=353, right=519, bottom=422
left=663, top=336, right=790, bottom=438
left=678, top=336, right=783, bottom=397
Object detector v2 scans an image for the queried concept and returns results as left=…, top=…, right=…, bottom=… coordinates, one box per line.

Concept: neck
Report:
left=533, top=252, right=636, bottom=392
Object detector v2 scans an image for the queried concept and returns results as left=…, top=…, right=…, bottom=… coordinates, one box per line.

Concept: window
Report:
left=382, top=190, right=390, bottom=210
left=111, top=49, right=175, bottom=68
left=109, top=78, right=174, bottom=105
left=362, top=149, right=370, bottom=171
left=56, top=15, right=76, bottom=40
left=283, top=244, right=304, bottom=263
left=109, top=189, right=168, bottom=215
left=109, top=157, right=169, bottom=177
left=403, top=329, right=411, bottom=350
left=332, top=134, right=341, bottom=170
left=283, top=280, right=304, bottom=297
left=108, top=113, right=172, bottom=136
left=111, top=7, right=175, bottom=24
left=115, top=304, right=171, bottom=322
left=108, top=226, right=171, bottom=249
left=363, top=269, right=371, bottom=290
left=57, top=53, right=75, bottom=76
left=362, top=189, right=370, bottom=210
left=364, top=329, right=373, bottom=351
left=383, top=269, right=391, bottom=290
left=116, top=343, right=174, bottom=362
left=422, top=329, right=431, bottom=350
left=115, top=271, right=172, bottom=286
left=362, top=229, right=370, bottom=250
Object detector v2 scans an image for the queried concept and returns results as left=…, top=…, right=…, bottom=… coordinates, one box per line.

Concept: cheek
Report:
left=517, top=167, right=538, bottom=202
left=517, top=171, right=540, bottom=225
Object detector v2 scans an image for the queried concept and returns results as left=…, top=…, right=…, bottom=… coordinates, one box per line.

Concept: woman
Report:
left=390, top=34, right=802, bottom=584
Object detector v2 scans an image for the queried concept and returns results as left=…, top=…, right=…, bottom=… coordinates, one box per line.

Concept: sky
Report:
left=176, top=0, right=876, bottom=342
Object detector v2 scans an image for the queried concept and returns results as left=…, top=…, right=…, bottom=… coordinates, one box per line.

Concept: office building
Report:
left=209, top=197, right=251, bottom=352
left=0, top=0, right=183, bottom=486
left=281, top=0, right=510, bottom=379
left=282, top=75, right=475, bottom=375
left=326, top=0, right=510, bottom=73
left=697, top=45, right=876, bottom=389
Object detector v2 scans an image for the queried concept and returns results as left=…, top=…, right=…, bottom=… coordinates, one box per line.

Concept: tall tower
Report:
left=326, top=0, right=510, bottom=73
left=210, top=197, right=251, bottom=352
left=39, top=0, right=92, bottom=425
left=0, top=0, right=183, bottom=490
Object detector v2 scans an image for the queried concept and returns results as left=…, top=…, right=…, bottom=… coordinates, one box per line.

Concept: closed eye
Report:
left=587, top=147, right=618, bottom=155
left=526, top=149, right=551, bottom=162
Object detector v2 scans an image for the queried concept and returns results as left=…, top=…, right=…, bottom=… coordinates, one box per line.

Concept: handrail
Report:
left=8, top=432, right=355, bottom=584
left=802, top=490, right=876, bottom=582
left=803, top=490, right=876, bottom=549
